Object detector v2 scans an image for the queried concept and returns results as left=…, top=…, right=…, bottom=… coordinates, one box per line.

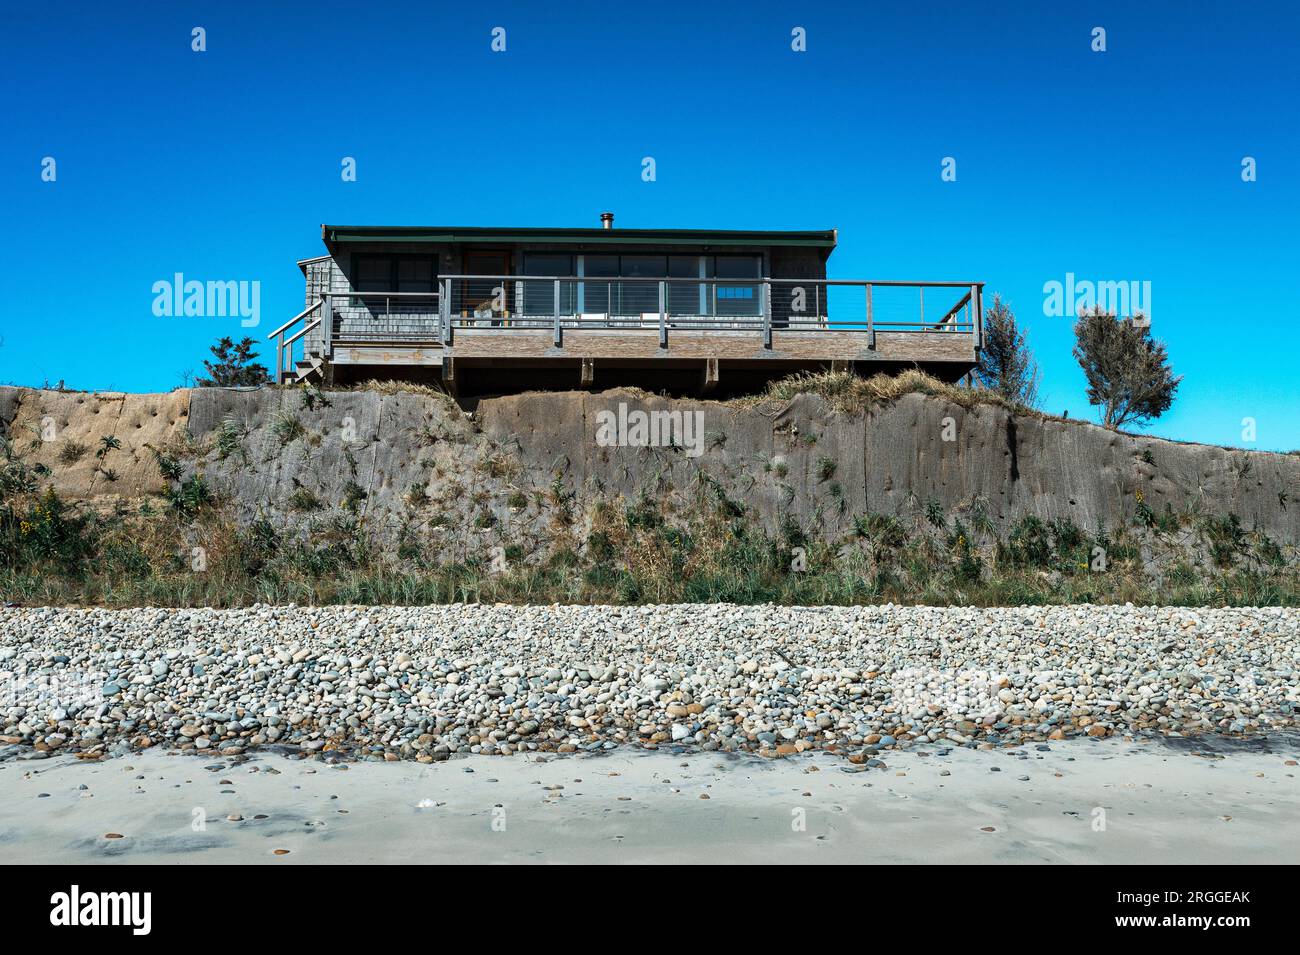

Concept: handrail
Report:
left=937, top=289, right=973, bottom=326
left=267, top=299, right=322, bottom=340
left=283, top=317, right=320, bottom=347
left=269, top=298, right=325, bottom=385
left=330, top=290, right=440, bottom=298
left=441, top=274, right=984, bottom=287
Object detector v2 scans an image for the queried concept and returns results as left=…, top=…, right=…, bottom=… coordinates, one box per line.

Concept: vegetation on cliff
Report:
left=0, top=420, right=1293, bottom=608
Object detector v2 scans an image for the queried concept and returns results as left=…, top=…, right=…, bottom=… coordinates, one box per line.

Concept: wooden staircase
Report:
left=290, top=351, right=326, bottom=385
left=268, top=299, right=324, bottom=385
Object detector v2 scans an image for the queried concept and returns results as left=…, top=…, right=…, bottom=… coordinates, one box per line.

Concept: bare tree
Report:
left=974, top=294, right=1039, bottom=407
left=1072, top=306, right=1180, bottom=429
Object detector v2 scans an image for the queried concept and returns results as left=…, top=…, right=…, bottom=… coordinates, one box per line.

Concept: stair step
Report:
left=288, top=355, right=325, bottom=384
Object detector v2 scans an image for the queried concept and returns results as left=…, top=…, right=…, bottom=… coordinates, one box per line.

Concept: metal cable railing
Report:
left=438, top=275, right=982, bottom=348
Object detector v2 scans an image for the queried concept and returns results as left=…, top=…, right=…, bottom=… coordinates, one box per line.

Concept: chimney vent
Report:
left=600, top=211, right=614, bottom=229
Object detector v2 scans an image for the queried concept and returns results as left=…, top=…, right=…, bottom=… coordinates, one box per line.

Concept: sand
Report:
left=1, top=736, right=1296, bottom=864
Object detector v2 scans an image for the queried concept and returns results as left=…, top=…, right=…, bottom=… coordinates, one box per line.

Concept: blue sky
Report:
left=2, top=1, right=1297, bottom=449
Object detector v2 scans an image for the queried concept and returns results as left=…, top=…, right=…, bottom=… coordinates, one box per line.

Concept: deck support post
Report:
left=275, top=331, right=284, bottom=385
left=972, top=284, right=983, bottom=350
left=553, top=279, right=563, bottom=348
left=441, top=356, right=457, bottom=395
left=762, top=280, right=773, bottom=349
left=658, top=281, right=667, bottom=349
left=701, top=358, right=719, bottom=395
left=580, top=357, right=594, bottom=387
left=866, top=283, right=875, bottom=350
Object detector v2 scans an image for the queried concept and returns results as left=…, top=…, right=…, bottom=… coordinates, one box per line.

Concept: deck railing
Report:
left=271, top=278, right=983, bottom=381
left=267, top=290, right=439, bottom=383
left=439, top=275, right=982, bottom=350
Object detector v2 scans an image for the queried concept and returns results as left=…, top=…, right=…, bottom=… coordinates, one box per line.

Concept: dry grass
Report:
left=729, top=369, right=1026, bottom=416
left=354, top=378, right=461, bottom=404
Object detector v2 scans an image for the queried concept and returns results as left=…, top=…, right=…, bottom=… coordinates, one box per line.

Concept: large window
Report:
left=501, top=253, right=765, bottom=317
left=667, top=255, right=703, bottom=315
left=522, top=253, right=575, bottom=314
left=712, top=255, right=761, bottom=317
left=572, top=254, right=762, bottom=316
left=580, top=255, right=619, bottom=314
left=353, top=255, right=437, bottom=293
left=617, top=256, right=666, bottom=315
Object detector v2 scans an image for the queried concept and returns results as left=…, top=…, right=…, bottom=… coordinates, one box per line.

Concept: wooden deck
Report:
left=273, top=276, right=984, bottom=396
left=325, top=327, right=977, bottom=395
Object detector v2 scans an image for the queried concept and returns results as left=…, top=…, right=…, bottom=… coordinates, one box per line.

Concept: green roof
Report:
left=322, top=225, right=837, bottom=249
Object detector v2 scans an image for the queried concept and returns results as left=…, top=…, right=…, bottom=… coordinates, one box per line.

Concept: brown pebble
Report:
left=273, top=848, right=290, bottom=855
left=104, top=832, right=124, bottom=839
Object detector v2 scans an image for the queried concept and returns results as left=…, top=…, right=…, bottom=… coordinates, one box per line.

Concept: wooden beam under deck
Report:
left=333, top=343, right=445, bottom=366
left=325, top=329, right=976, bottom=395
left=448, top=328, right=976, bottom=364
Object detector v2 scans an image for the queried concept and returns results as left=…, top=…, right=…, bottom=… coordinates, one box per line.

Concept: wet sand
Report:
left=1, top=737, right=1296, bottom=864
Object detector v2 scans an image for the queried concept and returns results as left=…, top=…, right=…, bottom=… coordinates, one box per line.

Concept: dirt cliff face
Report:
left=2, top=385, right=1296, bottom=548
left=475, top=389, right=1298, bottom=544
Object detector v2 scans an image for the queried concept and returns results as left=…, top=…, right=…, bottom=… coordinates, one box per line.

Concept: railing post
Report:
left=444, top=278, right=455, bottom=345
left=321, top=294, right=333, bottom=359
left=973, top=284, right=983, bottom=349
left=275, top=331, right=284, bottom=385
left=553, top=278, right=562, bottom=348
left=658, top=280, right=667, bottom=349
left=866, top=283, right=875, bottom=350
left=762, top=280, right=772, bottom=349
left=439, top=278, right=450, bottom=344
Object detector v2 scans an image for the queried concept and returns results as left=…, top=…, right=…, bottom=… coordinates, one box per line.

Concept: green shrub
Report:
left=58, top=441, right=88, bottom=466
left=165, top=473, right=213, bottom=521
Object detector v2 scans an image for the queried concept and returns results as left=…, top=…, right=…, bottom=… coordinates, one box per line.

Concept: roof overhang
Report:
left=296, top=253, right=331, bottom=275
left=321, top=225, right=838, bottom=249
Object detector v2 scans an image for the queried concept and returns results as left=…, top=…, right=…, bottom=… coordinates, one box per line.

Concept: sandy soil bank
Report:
left=1, top=736, right=1296, bottom=864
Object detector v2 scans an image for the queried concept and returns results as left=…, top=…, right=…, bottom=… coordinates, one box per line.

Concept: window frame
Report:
left=351, top=253, right=439, bottom=294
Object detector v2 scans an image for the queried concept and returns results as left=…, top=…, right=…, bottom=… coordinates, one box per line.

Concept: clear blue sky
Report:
left=2, top=1, right=1297, bottom=449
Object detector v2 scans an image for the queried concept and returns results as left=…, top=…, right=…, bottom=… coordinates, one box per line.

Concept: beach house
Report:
left=270, top=215, right=984, bottom=397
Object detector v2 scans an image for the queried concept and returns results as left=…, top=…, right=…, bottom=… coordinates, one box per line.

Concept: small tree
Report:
left=197, top=336, right=270, bottom=387
left=1072, top=306, right=1180, bottom=430
left=974, top=294, right=1039, bottom=407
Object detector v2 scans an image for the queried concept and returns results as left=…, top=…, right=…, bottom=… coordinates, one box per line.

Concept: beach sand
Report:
left=1, top=737, right=1296, bottom=864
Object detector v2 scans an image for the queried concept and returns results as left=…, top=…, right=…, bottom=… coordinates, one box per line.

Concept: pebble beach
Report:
left=2, top=604, right=1297, bottom=761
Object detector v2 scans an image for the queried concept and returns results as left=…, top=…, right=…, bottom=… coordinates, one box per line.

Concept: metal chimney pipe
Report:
left=600, top=211, right=614, bottom=229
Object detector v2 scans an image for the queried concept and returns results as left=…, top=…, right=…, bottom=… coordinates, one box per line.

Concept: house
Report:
left=270, top=215, right=983, bottom=397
